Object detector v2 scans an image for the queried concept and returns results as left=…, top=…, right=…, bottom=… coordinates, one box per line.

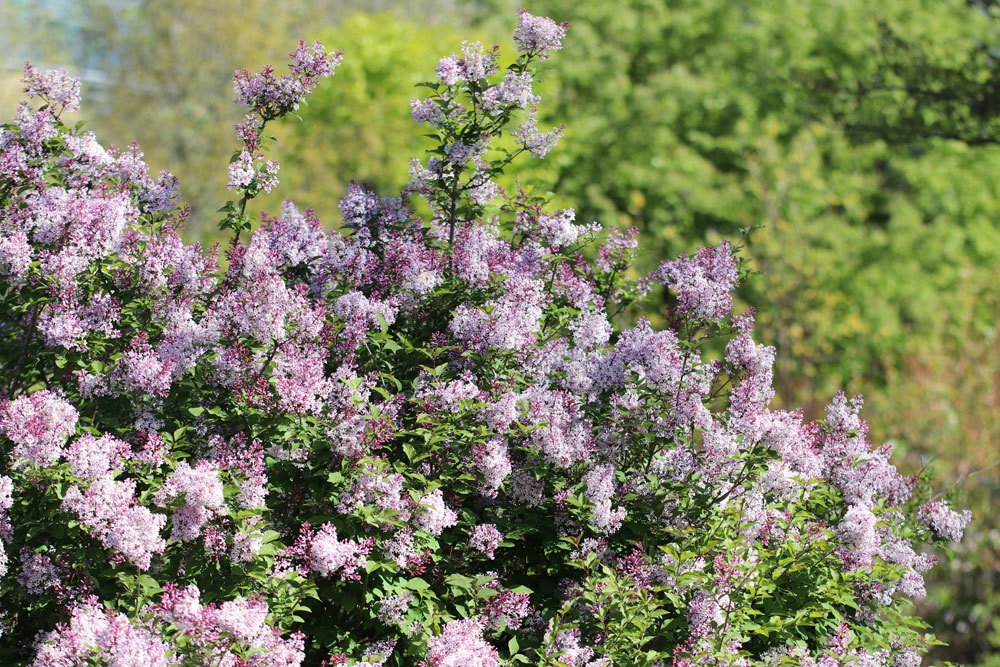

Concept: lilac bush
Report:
left=0, top=10, right=970, bottom=666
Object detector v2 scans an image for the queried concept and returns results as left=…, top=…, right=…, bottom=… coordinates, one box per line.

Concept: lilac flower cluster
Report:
left=33, top=600, right=174, bottom=667
left=0, top=391, right=78, bottom=466
left=151, top=584, right=306, bottom=665
left=469, top=523, right=504, bottom=559
left=424, top=619, right=499, bottom=667
left=436, top=42, right=499, bottom=86
left=21, top=62, right=81, bottom=112
left=234, top=40, right=344, bottom=119
left=513, top=9, right=569, bottom=59
left=657, top=240, right=740, bottom=321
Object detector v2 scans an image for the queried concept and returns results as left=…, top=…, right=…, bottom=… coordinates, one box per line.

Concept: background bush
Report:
left=1, top=1, right=997, bottom=663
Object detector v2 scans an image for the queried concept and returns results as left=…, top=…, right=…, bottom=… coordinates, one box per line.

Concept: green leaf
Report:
left=405, top=577, right=430, bottom=591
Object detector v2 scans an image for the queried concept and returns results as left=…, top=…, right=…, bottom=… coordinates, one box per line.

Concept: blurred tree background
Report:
left=2, top=0, right=998, bottom=663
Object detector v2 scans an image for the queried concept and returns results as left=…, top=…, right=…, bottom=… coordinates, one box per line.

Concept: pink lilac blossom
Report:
left=0, top=230, right=32, bottom=281
left=687, top=590, right=727, bottom=638
left=485, top=393, right=518, bottom=432
left=37, top=290, right=120, bottom=351
left=333, top=291, right=398, bottom=350
left=483, top=589, right=531, bottom=630
left=154, top=461, right=225, bottom=542
left=236, top=113, right=262, bottom=149
left=32, top=600, right=175, bottom=667
left=570, top=311, right=612, bottom=351
left=28, top=188, right=133, bottom=261
left=445, top=141, right=479, bottom=166
left=420, top=377, right=482, bottom=412
left=472, top=437, right=512, bottom=496
left=583, top=464, right=626, bottom=534
left=234, top=42, right=342, bottom=118
left=451, top=223, right=511, bottom=287
left=725, top=333, right=776, bottom=419
left=152, top=583, right=205, bottom=632
left=821, top=394, right=912, bottom=508
left=0, top=135, right=32, bottom=182
left=414, top=489, right=458, bottom=536
left=212, top=274, right=324, bottom=345
left=594, top=319, right=714, bottom=429
left=520, top=387, right=592, bottom=466
left=227, top=150, right=280, bottom=192
left=215, top=595, right=270, bottom=643
left=263, top=200, right=327, bottom=266
left=363, top=640, right=397, bottom=666
left=546, top=629, right=611, bottom=667
left=0, top=390, right=78, bottom=466
left=424, top=618, right=499, bottom=667
left=307, top=523, right=371, bottom=580
left=140, top=170, right=181, bottom=213
left=152, top=584, right=307, bottom=665
left=21, top=62, right=81, bottom=112
left=338, top=464, right=411, bottom=522
left=513, top=9, right=568, bottom=58
left=109, top=142, right=150, bottom=185
left=436, top=42, right=498, bottom=86
left=917, top=499, right=971, bottom=542
left=231, top=530, right=264, bottom=563
left=879, top=531, right=935, bottom=600
left=65, top=433, right=129, bottom=479
left=227, top=150, right=257, bottom=189
left=64, top=131, right=112, bottom=166
left=656, top=240, right=739, bottom=321
left=837, top=504, right=881, bottom=568
left=449, top=275, right=545, bottom=351
left=468, top=175, right=501, bottom=206
left=62, top=477, right=167, bottom=570
left=17, top=550, right=60, bottom=594
left=506, top=467, right=545, bottom=506
left=209, top=447, right=250, bottom=487
left=13, top=104, right=58, bottom=149
left=411, top=98, right=445, bottom=126
left=469, top=524, right=504, bottom=559
left=378, top=593, right=412, bottom=626
left=273, top=344, right=333, bottom=414
left=338, top=181, right=381, bottom=230
left=382, top=530, right=420, bottom=570
left=115, top=334, right=174, bottom=397
left=514, top=110, right=563, bottom=159
left=534, top=209, right=581, bottom=248
left=495, top=71, right=536, bottom=108
left=289, top=40, right=341, bottom=80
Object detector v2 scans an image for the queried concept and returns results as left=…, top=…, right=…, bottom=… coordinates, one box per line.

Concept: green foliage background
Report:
left=2, top=0, right=998, bottom=663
